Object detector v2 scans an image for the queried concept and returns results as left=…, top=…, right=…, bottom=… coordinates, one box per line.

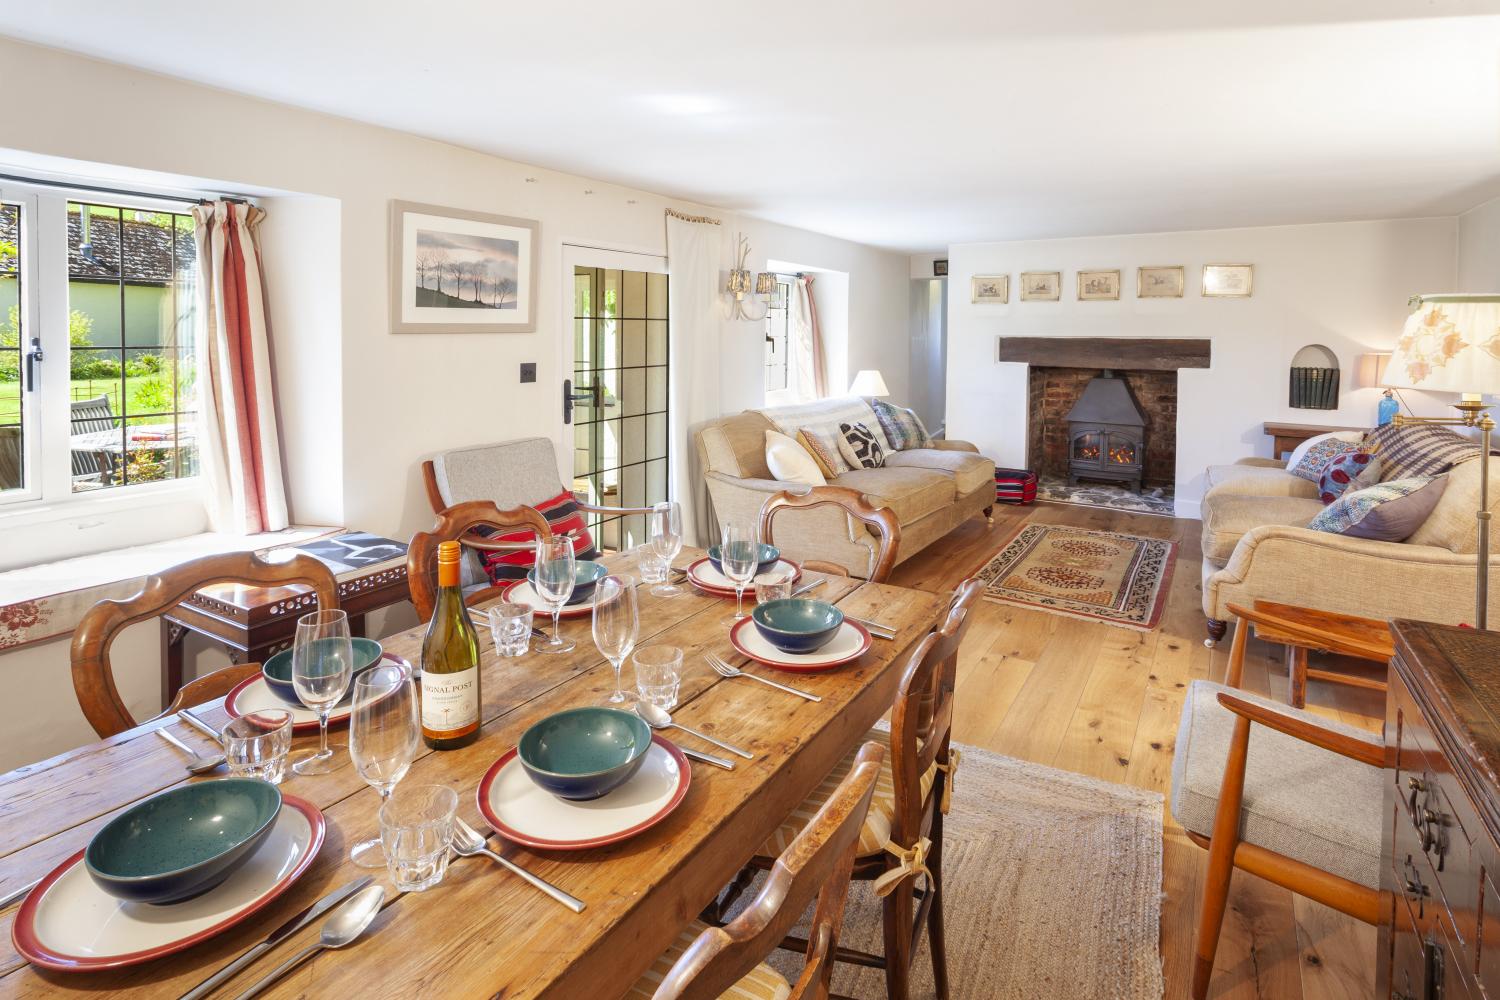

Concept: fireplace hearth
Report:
left=1066, top=371, right=1147, bottom=492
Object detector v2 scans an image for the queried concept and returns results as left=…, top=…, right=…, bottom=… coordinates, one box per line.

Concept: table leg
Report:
left=160, top=619, right=186, bottom=709
left=1287, top=646, right=1308, bottom=709
left=350, top=613, right=367, bottom=639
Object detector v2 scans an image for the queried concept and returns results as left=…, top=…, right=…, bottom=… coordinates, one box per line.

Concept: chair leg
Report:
left=927, top=820, right=950, bottom=1000
left=1287, top=646, right=1308, bottom=709
left=983, top=505, right=994, bottom=524
left=1192, top=834, right=1238, bottom=1000
left=882, top=875, right=914, bottom=1000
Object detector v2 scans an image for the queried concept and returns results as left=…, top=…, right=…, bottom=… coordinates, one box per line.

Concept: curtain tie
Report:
left=873, top=837, right=932, bottom=898
left=935, top=748, right=962, bottom=815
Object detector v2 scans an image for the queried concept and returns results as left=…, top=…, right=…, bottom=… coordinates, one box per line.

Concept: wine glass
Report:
left=533, top=536, right=577, bottom=654
left=648, top=501, right=684, bottom=598
left=592, top=576, right=639, bottom=703
left=290, top=608, right=353, bottom=775
left=719, top=522, right=759, bottom=625
left=348, top=663, right=419, bottom=867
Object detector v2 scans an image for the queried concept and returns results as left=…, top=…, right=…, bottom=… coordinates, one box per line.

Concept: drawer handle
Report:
left=1405, top=878, right=1428, bottom=897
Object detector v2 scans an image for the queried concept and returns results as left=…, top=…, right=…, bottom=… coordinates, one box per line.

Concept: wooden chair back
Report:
left=72, top=551, right=338, bottom=738
left=758, top=486, right=902, bottom=583
left=70, top=394, right=119, bottom=482
left=653, top=741, right=886, bottom=1000
left=407, top=500, right=554, bottom=621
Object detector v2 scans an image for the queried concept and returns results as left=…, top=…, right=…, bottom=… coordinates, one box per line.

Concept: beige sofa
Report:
left=1200, top=453, right=1500, bottom=645
left=695, top=399, right=995, bottom=578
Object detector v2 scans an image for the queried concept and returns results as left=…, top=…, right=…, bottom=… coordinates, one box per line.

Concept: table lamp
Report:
left=1384, top=293, right=1500, bottom=628
left=849, top=370, right=889, bottom=397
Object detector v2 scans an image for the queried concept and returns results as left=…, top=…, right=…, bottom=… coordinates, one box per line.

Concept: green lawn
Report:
left=0, top=376, right=185, bottom=425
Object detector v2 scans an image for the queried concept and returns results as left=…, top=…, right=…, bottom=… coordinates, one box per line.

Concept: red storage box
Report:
left=994, top=468, right=1037, bottom=505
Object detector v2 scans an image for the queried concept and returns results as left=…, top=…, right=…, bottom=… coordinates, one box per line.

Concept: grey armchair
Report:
left=421, top=436, right=656, bottom=519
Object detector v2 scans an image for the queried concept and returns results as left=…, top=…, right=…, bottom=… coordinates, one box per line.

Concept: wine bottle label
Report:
left=421, top=666, right=479, bottom=738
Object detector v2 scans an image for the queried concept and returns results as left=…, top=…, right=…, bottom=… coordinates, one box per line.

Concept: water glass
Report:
left=593, top=576, right=639, bottom=704
left=719, top=522, right=759, bottom=624
left=635, top=546, right=669, bottom=585
left=634, top=645, right=683, bottom=710
left=221, top=710, right=293, bottom=784
left=379, top=784, right=457, bottom=892
left=649, top=501, right=684, bottom=597
left=533, top=537, right=577, bottom=655
left=349, top=664, right=420, bottom=867
left=486, top=602, right=533, bottom=657
left=291, top=608, right=353, bottom=775
left=754, top=572, right=793, bottom=604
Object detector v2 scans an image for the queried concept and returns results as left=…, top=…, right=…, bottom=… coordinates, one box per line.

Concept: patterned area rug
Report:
left=973, top=524, right=1176, bottom=629
left=1036, top=475, right=1175, bottom=517
left=754, top=741, right=1165, bottom=999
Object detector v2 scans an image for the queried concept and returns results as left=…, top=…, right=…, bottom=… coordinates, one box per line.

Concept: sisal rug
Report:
left=972, top=524, right=1176, bottom=630
left=753, top=742, right=1165, bottom=999
left=1036, top=475, right=1176, bottom=517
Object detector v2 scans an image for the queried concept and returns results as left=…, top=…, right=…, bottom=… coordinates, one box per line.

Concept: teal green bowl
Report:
left=707, top=543, right=780, bottom=577
left=262, top=637, right=382, bottom=705
left=518, top=707, right=653, bottom=800
left=528, top=559, right=607, bottom=605
left=84, top=779, right=283, bottom=904
left=752, top=599, right=844, bottom=654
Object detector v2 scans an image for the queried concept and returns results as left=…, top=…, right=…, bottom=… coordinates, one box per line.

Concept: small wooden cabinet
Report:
left=1382, top=621, right=1500, bottom=1000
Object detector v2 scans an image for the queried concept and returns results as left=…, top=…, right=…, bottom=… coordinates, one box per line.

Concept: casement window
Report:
left=762, top=275, right=794, bottom=399
left=0, top=183, right=199, bottom=508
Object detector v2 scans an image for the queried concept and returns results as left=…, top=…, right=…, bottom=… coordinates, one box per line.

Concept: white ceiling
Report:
left=5, top=1, right=1500, bottom=252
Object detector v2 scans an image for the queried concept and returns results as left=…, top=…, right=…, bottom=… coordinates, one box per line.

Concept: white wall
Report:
left=1459, top=194, right=1500, bottom=290
left=946, top=218, right=1459, bottom=517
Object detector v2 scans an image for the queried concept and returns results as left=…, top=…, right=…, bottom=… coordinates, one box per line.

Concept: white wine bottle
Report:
left=421, top=540, right=481, bottom=750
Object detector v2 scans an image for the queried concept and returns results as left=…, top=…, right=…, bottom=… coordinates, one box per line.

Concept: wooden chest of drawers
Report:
left=1382, top=621, right=1500, bottom=1000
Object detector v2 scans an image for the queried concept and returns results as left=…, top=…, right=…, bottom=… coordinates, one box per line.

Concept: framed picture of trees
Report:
left=389, top=200, right=539, bottom=333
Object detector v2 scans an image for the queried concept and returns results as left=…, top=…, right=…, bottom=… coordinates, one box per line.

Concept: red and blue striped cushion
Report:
left=477, top=491, right=598, bottom=586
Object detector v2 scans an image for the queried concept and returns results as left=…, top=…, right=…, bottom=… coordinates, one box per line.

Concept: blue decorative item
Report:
left=1378, top=390, right=1399, bottom=427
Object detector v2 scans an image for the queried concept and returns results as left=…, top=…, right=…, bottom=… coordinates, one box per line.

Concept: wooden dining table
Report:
left=0, top=547, right=947, bottom=998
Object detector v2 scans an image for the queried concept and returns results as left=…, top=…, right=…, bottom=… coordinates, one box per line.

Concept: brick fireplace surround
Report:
left=1027, top=367, right=1178, bottom=488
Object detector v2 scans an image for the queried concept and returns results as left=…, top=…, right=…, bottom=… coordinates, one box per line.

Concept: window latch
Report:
left=24, top=336, right=41, bottom=392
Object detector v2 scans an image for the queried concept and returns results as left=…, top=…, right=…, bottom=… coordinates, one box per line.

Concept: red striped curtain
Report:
left=192, top=202, right=288, bottom=534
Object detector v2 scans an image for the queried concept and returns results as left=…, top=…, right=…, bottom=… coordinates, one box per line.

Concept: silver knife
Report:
left=0, top=877, right=39, bottom=910
left=844, top=614, right=897, bottom=638
left=177, top=708, right=224, bottom=745
left=177, top=876, right=374, bottom=1000
left=679, top=746, right=735, bottom=770
left=790, top=578, right=824, bottom=597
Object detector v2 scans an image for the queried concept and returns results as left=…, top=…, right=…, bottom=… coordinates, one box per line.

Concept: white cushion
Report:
left=764, top=430, right=826, bottom=487
left=1285, top=431, right=1364, bottom=473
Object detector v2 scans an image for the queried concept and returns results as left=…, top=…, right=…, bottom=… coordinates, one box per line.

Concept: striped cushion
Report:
left=625, top=921, right=790, bottom=1000
left=758, top=727, right=936, bottom=859
left=1362, top=422, right=1481, bottom=481
left=795, top=429, right=840, bottom=479
left=760, top=397, right=883, bottom=473
left=478, top=491, right=598, bottom=586
left=870, top=399, right=933, bottom=451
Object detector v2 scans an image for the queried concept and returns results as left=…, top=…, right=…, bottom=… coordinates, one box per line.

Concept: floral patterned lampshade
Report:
left=1385, top=295, right=1500, bottom=396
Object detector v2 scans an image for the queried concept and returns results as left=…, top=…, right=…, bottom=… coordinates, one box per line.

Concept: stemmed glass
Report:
left=533, top=536, right=577, bottom=654
left=719, top=522, right=759, bottom=625
left=348, top=663, right=419, bottom=867
left=592, top=576, right=640, bottom=703
left=290, top=608, right=353, bottom=775
left=648, top=501, right=684, bottom=597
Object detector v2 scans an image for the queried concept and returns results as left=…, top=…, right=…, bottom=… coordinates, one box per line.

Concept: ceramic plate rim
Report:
left=500, top=579, right=595, bottom=619
left=476, top=734, right=690, bottom=850
left=11, top=795, right=325, bottom=972
left=728, top=617, right=871, bottom=673
left=685, top=557, right=801, bottom=596
left=225, top=651, right=410, bottom=733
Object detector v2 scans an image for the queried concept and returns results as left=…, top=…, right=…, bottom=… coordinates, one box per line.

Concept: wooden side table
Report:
left=159, top=559, right=410, bottom=706
left=1262, top=421, right=1366, bottom=460
left=1248, top=599, right=1392, bottom=708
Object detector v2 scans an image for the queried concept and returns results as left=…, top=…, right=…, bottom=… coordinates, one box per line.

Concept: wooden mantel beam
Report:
left=997, top=337, right=1212, bottom=371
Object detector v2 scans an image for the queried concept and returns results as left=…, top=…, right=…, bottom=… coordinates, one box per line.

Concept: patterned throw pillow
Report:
left=870, top=399, right=933, bottom=451
left=478, top=490, right=598, bottom=587
left=1308, top=476, right=1448, bottom=541
left=796, top=428, right=841, bottom=479
left=1362, top=422, right=1481, bottom=481
left=1317, top=451, right=1379, bottom=505
left=1290, top=437, right=1358, bottom=482
left=836, top=421, right=885, bottom=469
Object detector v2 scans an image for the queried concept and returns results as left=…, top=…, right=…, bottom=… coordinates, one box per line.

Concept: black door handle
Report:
left=24, top=337, right=41, bottom=392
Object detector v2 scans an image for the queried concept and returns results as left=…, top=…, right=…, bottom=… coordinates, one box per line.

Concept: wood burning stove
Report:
left=1066, top=370, right=1147, bottom=492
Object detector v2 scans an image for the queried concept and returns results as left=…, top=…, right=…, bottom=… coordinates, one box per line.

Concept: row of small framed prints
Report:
left=967, top=264, right=1253, bottom=304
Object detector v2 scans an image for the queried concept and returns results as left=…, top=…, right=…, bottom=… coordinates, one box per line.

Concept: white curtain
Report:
left=791, top=275, right=828, bottom=400
left=666, top=213, right=723, bottom=546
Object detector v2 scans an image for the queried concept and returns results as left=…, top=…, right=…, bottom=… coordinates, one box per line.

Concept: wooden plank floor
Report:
left=888, top=500, right=1381, bottom=1000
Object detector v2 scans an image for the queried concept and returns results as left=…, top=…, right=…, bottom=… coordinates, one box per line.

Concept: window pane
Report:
left=622, top=270, right=646, bottom=319
left=68, top=204, right=121, bottom=277
left=622, top=319, right=646, bottom=368
left=646, top=272, right=668, bottom=320
left=0, top=203, right=21, bottom=493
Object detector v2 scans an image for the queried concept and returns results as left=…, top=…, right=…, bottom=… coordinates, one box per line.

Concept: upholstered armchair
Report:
left=422, top=437, right=656, bottom=519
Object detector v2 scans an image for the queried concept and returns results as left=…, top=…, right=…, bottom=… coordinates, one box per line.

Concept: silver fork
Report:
left=705, top=655, right=821, bottom=702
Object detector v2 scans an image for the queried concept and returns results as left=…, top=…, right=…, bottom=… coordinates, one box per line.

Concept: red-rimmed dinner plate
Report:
left=225, top=652, right=411, bottom=735
left=500, top=579, right=596, bottom=619
left=12, top=795, right=325, bottom=972
left=477, top=734, right=689, bottom=851
left=729, top=617, right=872, bottom=673
left=685, top=557, right=801, bottom=597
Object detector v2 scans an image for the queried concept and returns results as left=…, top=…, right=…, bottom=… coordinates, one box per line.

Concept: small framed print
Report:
left=971, top=274, right=1008, bottom=304
left=1077, top=269, right=1120, bottom=301
left=933, top=259, right=949, bottom=277
left=1137, top=266, right=1185, bottom=298
left=1020, top=271, right=1061, bottom=301
left=1202, top=264, right=1253, bottom=298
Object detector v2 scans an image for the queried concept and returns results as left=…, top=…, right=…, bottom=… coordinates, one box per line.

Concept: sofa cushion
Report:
left=1363, top=421, right=1481, bottom=481
left=1201, top=494, right=1327, bottom=563
left=1286, top=431, right=1363, bottom=472
left=870, top=398, right=932, bottom=451
left=796, top=428, right=841, bottom=479
left=1170, top=680, right=1384, bottom=889
left=836, top=421, right=885, bottom=469
left=1317, top=451, right=1379, bottom=505
left=698, top=412, right=776, bottom=480
left=1290, top=437, right=1359, bottom=482
left=830, top=466, right=954, bottom=525
left=756, top=397, right=884, bottom=473
left=1204, top=464, right=1320, bottom=500
left=764, top=430, right=825, bottom=487
left=884, top=449, right=995, bottom=496
left=1309, top=476, right=1447, bottom=541
left=1407, top=456, right=1500, bottom=553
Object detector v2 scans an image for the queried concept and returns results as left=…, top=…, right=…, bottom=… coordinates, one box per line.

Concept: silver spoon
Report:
left=156, top=728, right=225, bottom=774
left=634, top=701, right=753, bottom=759
left=231, top=884, right=386, bottom=1000
left=450, top=817, right=585, bottom=913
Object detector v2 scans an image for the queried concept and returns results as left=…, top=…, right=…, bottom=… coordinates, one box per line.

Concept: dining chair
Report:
left=72, top=551, right=339, bottom=738
left=758, top=486, right=902, bottom=584
left=422, top=435, right=658, bottom=522
left=630, top=741, right=885, bottom=1000
left=69, top=394, right=119, bottom=485
left=735, top=577, right=980, bottom=1000
left=406, top=500, right=554, bottom=621
left=1224, top=600, right=1392, bottom=709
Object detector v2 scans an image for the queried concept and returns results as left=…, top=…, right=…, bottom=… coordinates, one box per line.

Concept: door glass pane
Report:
left=0, top=202, right=22, bottom=493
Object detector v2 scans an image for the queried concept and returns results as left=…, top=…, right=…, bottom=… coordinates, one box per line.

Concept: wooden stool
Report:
left=1226, top=601, right=1393, bottom=708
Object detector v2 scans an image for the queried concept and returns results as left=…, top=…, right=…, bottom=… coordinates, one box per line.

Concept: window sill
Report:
left=0, top=479, right=204, bottom=527
left=0, top=480, right=211, bottom=572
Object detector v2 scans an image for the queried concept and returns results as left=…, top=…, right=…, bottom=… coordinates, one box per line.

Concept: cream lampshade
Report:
left=849, top=370, right=890, bottom=397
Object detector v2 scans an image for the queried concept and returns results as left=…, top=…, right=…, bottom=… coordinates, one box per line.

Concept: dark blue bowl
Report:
left=262, top=637, right=383, bottom=706
left=85, top=779, right=283, bottom=904
left=707, top=543, right=780, bottom=578
left=518, top=707, right=653, bottom=800
left=751, top=599, right=844, bottom=654
left=528, top=559, right=607, bottom=606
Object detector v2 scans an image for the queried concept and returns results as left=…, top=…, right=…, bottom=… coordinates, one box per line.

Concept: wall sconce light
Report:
left=724, top=232, right=773, bottom=322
